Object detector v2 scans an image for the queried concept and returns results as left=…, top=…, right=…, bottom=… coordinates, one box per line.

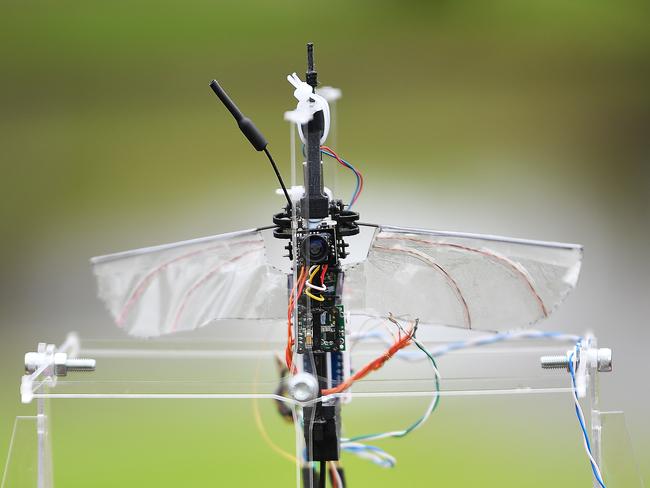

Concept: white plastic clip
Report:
left=283, top=73, right=330, bottom=145
left=316, top=86, right=342, bottom=103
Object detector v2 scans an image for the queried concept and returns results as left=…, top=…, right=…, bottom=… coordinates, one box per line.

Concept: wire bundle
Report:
left=285, top=280, right=608, bottom=487
left=344, top=327, right=609, bottom=487
left=299, top=143, right=364, bottom=207
left=286, top=266, right=308, bottom=372
left=328, top=462, right=343, bottom=488
left=305, top=264, right=328, bottom=302
left=286, top=264, right=332, bottom=370
left=341, top=442, right=396, bottom=468
left=321, top=318, right=418, bottom=396
left=345, top=317, right=441, bottom=443
left=319, top=145, right=364, bottom=208
left=569, top=345, right=607, bottom=488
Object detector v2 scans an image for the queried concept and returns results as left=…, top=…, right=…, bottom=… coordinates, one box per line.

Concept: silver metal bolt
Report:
left=540, top=354, right=571, bottom=371
left=25, top=351, right=96, bottom=376
left=540, top=348, right=612, bottom=373
left=595, top=348, right=612, bottom=372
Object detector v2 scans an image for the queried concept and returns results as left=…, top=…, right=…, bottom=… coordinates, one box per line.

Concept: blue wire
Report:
left=300, top=144, right=361, bottom=208
left=304, top=328, right=605, bottom=484
left=402, top=330, right=607, bottom=487
left=434, top=331, right=606, bottom=486
left=569, top=347, right=607, bottom=488
left=342, top=444, right=395, bottom=468
left=432, top=331, right=578, bottom=358
left=320, top=149, right=361, bottom=209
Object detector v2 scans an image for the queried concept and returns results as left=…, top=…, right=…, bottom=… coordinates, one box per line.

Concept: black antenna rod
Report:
left=301, top=42, right=328, bottom=219
left=306, top=42, right=317, bottom=89
left=209, top=80, right=292, bottom=210
left=307, top=43, right=314, bottom=71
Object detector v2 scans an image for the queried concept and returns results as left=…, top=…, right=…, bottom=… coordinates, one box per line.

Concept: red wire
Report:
left=286, top=265, right=329, bottom=371
left=290, top=263, right=412, bottom=396
left=320, top=264, right=328, bottom=284
left=320, top=145, right=364, bottom=207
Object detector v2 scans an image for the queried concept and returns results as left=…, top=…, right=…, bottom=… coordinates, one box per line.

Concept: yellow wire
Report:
left=252, top=358, right=297, bottom=463
left=308, top=265, right=320, bottom=281
left=305, top=289, right=325, bottom=302
left=305, top=265, right=325, bottom=301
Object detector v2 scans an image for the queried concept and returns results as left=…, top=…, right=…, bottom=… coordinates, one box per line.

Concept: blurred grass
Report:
left=43, top=396, right=592, bottom=486
left=1, top=0, right=649, bottom=257
left=0, top=0, right=649, bottom=485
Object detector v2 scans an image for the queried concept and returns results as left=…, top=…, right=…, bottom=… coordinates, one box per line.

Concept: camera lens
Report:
left=305, top=235, right=329, bottom=263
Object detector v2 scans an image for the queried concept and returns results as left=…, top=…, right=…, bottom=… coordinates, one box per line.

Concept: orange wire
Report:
left=329, top=462, right=338, bottom=488
left=322, top=323, right=415, bottom=396
left=286, top=266, right=307, bottom=372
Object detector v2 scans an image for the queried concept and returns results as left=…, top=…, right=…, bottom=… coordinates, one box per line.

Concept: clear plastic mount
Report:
left=5, top=329, right=644, bottom=488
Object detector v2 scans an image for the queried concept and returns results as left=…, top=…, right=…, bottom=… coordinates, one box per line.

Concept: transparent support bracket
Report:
left=600, top=411, right=646, bottom=487
left=5, top=330, right=641, bottom=488
left=2, top=415, right=52, bottom=488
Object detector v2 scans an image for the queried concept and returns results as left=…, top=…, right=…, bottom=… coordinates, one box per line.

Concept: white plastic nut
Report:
left=288, top=373, right=320, bottom=402
left=24, top=352, right=43, bottom=374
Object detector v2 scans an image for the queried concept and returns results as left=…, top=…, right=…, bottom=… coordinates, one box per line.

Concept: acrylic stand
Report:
left=3, top=323, right=644, bottom=488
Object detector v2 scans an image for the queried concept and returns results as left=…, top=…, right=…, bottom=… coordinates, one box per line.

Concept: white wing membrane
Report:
left=92, top=223, right=582, bottom=337
left=91, top=228, right=287, bottom=337
left=343, top=225, right=583, bottom=331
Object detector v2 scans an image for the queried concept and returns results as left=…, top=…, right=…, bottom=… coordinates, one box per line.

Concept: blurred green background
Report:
left=1, top=0, right=648, bottom=486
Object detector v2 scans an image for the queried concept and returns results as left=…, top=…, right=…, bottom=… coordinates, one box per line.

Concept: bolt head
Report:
left=597, top=348, right=612, bottom=372
left=24, top=352, right=41, bottom=374
left=288, top=373, right=319, bottom=402
left=54, top=353, right=68, bottom=377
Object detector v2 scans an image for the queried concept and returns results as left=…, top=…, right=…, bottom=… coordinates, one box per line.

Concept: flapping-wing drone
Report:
left=89, top=44, right=610, bottom=488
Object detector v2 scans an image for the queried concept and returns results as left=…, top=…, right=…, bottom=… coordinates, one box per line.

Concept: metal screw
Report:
left=595, top=348, right=612, bottom=372
left=540, top=354, right=571, bottom=371
left=540, top=348, right=612, bottom=373
left=25, top=351, right=96, bottom=376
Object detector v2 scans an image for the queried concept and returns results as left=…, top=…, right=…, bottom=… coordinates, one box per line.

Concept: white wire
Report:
left=331, top=462, right=344, bottom=487
left=351, top=329, right=582, bottom=362
left=341, top=442, right=396, bottom=468
left=343, top=327, right=607, bottom=486
left=305, top=281, right=326, bottom=292
left=427, top=329, right=582, bottom=358
left=342, top=329, right=581, bottom=445
left=305, top=265, right=327, bottom=291
left=570, top=346, right=607, bottom=487
left=342, top=319, right=441, bottom=443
